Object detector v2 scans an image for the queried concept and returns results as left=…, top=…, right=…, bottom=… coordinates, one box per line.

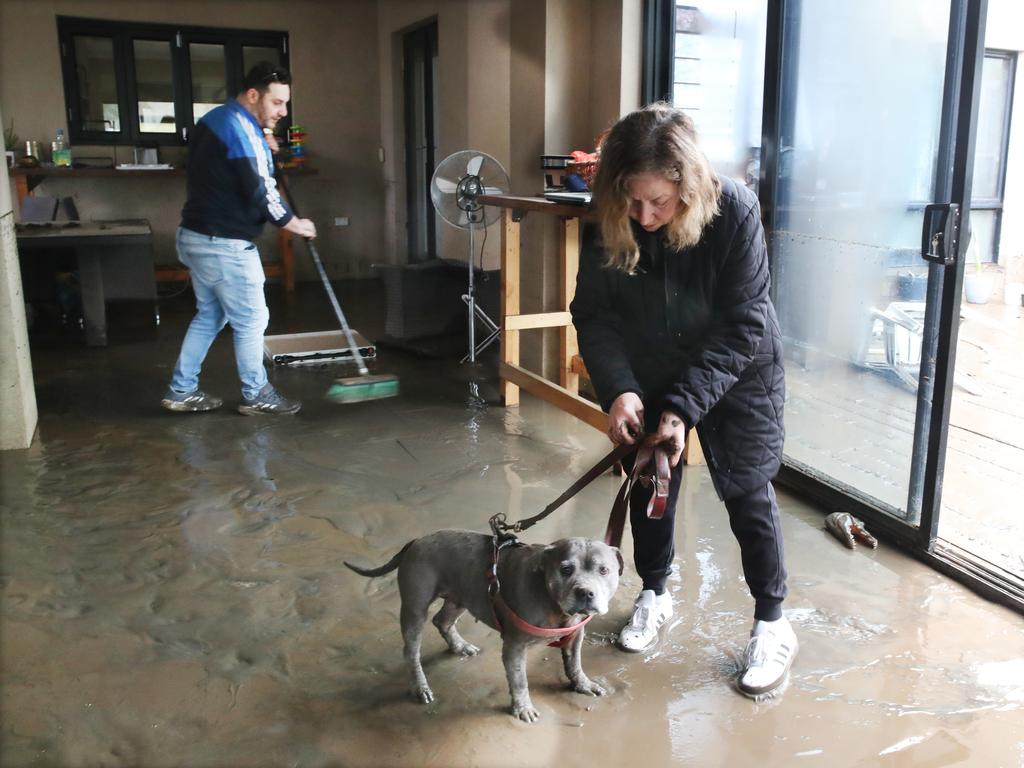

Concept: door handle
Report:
left=921, top=203, right=960, bottom=265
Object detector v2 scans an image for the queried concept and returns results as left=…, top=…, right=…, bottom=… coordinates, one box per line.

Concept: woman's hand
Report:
left=652, top=410, right=687, bottom=466
left=608, top=393, right=644, bottom=445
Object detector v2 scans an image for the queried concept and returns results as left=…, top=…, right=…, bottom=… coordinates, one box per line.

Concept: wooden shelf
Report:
left=11, top=166, right=183, bottom=180
left=10, top=165, right=318, bottom=295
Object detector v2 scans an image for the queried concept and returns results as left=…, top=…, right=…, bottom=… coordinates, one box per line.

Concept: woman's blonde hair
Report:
left=592, top=103, right=721, bottom=273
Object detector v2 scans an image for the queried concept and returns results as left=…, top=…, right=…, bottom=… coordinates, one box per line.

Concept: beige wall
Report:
left=373, top=0, right=637, bottom=376
left=376, top=0, right=512, bottom=273
left=0, top=0, right=383, bottom=280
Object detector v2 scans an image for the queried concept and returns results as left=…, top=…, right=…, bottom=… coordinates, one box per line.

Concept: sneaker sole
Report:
left=237, top=405, right=301, bottom=416
left=618, top=635, right=659, bottom=653
left=736, top=638, right=799, bottom=698
left=161, top=400, right=221, bottom=413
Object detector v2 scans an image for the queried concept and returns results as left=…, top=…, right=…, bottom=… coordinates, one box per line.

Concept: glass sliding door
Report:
left=937, top=46, right=1023, bottom=587
left=764, top=1, right=985, bottom=537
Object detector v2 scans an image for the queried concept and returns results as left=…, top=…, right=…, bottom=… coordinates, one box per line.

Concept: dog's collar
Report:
left=492, top=592, right=592, bottom=648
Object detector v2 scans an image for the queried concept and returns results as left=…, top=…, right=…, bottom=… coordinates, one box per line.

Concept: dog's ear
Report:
left=613, top=546, right=625, bottom=576
left=539, top=543, right=559, bottom=573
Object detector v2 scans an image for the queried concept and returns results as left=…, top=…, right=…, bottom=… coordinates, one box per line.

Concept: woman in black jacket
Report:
left=570, top=103, right=796, bottom=698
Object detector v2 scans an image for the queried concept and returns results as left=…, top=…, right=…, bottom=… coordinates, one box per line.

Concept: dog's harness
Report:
left=486, top=531, right=591, bottom=648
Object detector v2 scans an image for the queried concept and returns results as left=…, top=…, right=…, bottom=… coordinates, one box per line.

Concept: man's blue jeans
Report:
left=169, top=227, right=269, bottom=400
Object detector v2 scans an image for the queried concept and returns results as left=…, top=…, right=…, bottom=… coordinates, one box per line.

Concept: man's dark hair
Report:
left=242, top=61, right=292, bottom=93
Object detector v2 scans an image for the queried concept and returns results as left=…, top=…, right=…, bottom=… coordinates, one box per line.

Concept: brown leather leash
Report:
left=489, top=436, right=673, bottom=549
left=602, top=437, right=672, bottom=547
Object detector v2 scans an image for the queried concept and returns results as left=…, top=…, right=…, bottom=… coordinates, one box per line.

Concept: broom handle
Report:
left=275, top=167, right=368, bottom=375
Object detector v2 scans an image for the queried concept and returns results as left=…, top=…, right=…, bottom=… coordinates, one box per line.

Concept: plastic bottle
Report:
left=52, top=128, right=71, bottom=167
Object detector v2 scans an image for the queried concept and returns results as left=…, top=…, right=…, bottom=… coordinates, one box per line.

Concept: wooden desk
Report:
left=478, top=194, right=703, bottom=464
left=9, top=165, right=316, bottom=294
left=16, top=219, right=154, bottom=347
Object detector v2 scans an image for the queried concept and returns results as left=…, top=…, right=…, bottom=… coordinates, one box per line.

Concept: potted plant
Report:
left=963, top=233, right=992, bottom=304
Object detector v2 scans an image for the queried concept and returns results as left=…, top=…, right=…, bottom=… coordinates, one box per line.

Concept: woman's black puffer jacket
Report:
left=570, top=176, right=785, bottom=501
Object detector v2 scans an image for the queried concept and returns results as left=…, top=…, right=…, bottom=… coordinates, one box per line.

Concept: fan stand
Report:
left=458, top=183, right=500, bottom=364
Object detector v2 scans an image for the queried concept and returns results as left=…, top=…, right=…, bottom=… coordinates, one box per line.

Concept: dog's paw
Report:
left=571, top=676, right=607, bottom=697
left=412, top=684, right=435, bottom=704
left=512, top=701, right=540, bottom=723
left=452, top=641, right=480, bottom=657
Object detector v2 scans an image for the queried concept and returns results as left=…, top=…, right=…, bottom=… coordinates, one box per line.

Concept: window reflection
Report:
left=190, top=43, right=227, bottom=123
left=74, top=35, right=120, bottom=132
left=134, top=39, right=175, bottom=133
left=243, top=45, right=282, bottom=78
left=671, top=1, right=768, bottom=188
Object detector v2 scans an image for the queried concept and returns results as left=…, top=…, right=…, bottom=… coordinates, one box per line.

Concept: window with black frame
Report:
left=57, top=16, right=288, bottom=146
left=643, top=1, right=768, bottom=189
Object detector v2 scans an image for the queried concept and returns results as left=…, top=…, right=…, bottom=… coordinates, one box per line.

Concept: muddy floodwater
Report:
left=2, top=292, right=1023, bottom=767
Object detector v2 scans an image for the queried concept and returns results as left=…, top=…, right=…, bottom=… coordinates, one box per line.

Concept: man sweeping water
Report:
left=161, top=61, right=317, bottom=416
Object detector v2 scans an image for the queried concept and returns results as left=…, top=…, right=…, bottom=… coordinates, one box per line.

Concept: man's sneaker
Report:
left=161, top=388, right=222, bottom=413
left=618, top=589, right=673, bottom=652
left=238, top=383, right=301, bottom=416
left=737, top=615, right=798, bottom=698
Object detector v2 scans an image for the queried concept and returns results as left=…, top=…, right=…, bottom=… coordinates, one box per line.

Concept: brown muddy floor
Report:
left=2, top=282, right=1023, bottom=768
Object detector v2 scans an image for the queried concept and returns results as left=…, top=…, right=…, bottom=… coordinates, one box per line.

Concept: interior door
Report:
left=762, top=0, right=986, bottom=545
left=403, top=21, right=439, bottom=263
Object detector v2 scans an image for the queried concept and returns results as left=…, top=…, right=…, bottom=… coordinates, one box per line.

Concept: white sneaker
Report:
left=737, top=615, right=798, bottom=698
left=618, top=589, right=673, bottom=652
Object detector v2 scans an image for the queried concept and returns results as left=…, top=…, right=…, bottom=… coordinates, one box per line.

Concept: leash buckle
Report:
left=489, top=512, right=510, bottom=537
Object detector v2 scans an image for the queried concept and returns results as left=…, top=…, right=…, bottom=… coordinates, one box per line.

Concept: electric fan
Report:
left=430, top=150, right=511, bottom=362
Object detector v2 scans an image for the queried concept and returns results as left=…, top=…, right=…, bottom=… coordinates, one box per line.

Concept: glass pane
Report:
left=771, top=1, right=952, bottom=517
left=671, top=2, right=768, bottom=189
left=190, top=43, right=227, bottom=123
left=133, top=39, right=175, bottom=133
left=242, top=46, right=282, bottom=78
left=73, top=35, right=120, bottom=132
left=967, top=209, right=998, bottom=264
left=971, top=54, right=1011, bottom=200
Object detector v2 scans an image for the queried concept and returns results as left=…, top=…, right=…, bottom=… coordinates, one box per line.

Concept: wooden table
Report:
left=15, top=219, right=154, bottom=346
left=478, top=194, right=703, bottom=464
left=10, top=165, right=315, bottom=294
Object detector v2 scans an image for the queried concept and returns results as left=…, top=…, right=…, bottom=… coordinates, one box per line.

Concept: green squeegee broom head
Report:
left=274, top=163, right=400, bottom=406
left=326, top=373, right=400, bottom=404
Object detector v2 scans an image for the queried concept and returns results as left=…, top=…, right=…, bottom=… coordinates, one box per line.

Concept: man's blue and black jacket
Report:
left=180, top=99, right=294, bottom=241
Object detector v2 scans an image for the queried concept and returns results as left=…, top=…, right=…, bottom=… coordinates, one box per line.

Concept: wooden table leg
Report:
left=14, top=174, right=29, bottom=211
left=682, top=428, right=704, bottom=465
left=500, top=208, right=521, bottom=406
left=559, top=217, right=580, bottom=393
left=277, top=229, right=295, bottom=295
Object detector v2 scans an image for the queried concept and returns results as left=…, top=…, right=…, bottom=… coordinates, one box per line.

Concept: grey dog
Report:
left=344, top=529, right=623, bottom=722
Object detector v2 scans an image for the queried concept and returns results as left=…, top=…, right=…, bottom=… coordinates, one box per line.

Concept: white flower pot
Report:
left=963, top=272, right=992, bottom=304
